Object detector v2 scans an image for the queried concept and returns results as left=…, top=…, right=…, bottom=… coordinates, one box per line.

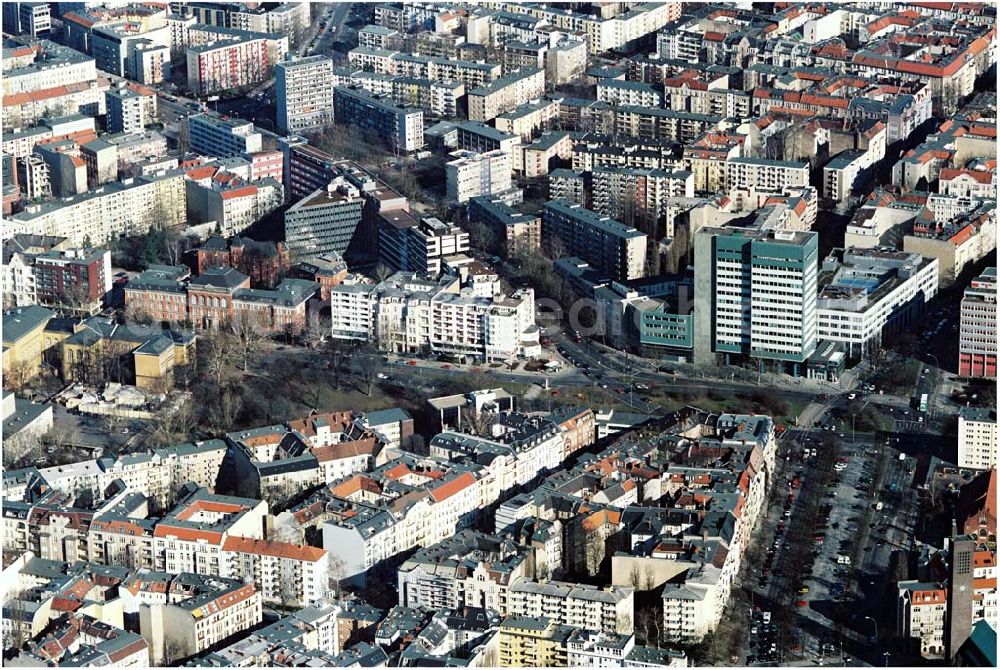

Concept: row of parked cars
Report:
left=747, top=610, right=780, bottom=664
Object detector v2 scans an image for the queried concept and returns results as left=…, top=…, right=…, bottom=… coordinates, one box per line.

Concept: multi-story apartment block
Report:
left=503, top=40, right=547, bottom=74
left=506, top=581, right=634, bottom=635
left=484, top=2, right=680, bottom=55
left=445, top=150, right=512, bottom=203
left=2, top=40, right=95, bottom=97
left=333, top=86, right=424, bottom=152
left=817, top=248, right=939, bottom=358
left=276, top=55, right=335, bottom=134
left=543, top=200, right=648, bottom=282
left=185, top=165, right=283, bottom=238
left=904, top=204, right=996, bottom=285
left=30, top=247, right=112, bottom=314
left=348, top=49, right=501, bottom=87
left=186, top=31, right=273, bottom=96
left=468, top=195, right=542, bottom=259
left=694, top=227, right=819, bottom=372
left=89, top=21, right=170, bottom=83
left=495, top=98, right=560, bottom=140
left=468, top=68, right=545, bottom=122
left=3, top=2, right=51, bottom=37
left=15, top=154, right=51, bottom=199
left=378, top=215, right=470, bottom=275
left=823, top=149, right=870, bottom=203
left=2, top=235, right=66, bottom=308
left=725, top=157, right=810, bottom=195
left=145, top=581, right=263, bottom=665
left=597, top=79, right=663, bottom=108
left=279, top=136, right=338, bottom=202
left=939, top=168, right=997, bottom=200
left=329, top=272, right=536, bottom=362
left=245, top=149, right=283, bottom=182
left=220, top=536, right=330, bottom=607
left=389, top=76, right=465, bottom=118
left=106, top=84, right=158, bottom=134
left=897, top=581, right=948, bottom=659
left=590, top=166, right=695, bottom=238
left=683, top=131, right=747, bottom=192
left=7, top=170, right=186, bottom=247
left=457, top=122, right=524, bottom=170
left=397, top=529, right=531, bottom=613
left=174, top=2, right=309, bottom=41
left=34, top=139, right=88, bottom=198
left=567, top=629, right=637, bottom=667
left=188, top=113, right=263, bottom=157
left=959, top=268, right=997, bottom=379
left=358, top=24, right=401, bottom=50
left=958, top=407, right=997, bottom=471
left=498, top=616, right=573, bottom=667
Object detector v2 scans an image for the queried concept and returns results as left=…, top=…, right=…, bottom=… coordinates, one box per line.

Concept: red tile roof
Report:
left=221, top=185, right=258, bottom=200
left=152, top=524, right=223, bottom=544
left=222, top=535, right=326, bottom=562
left=940, top=168, right=994, bottom=184
left=429, top=472, right=476, bottom=502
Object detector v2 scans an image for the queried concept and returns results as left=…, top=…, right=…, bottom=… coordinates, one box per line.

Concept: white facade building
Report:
left=445, top=149, right=512, bottom=203
left=958, top=407, right=997, bottom=470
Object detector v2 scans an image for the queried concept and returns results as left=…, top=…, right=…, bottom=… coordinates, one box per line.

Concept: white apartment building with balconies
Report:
left=445, top=149, right=512, bottom=203
left=276, top=55, right=335, bottom=134
left=958, top=407, right=997, bottom=470
left=468, top=68, right=545, bottom=122
left=507, top=580, right=634, bottom=635
left=725, top=157, right=810, bottom=195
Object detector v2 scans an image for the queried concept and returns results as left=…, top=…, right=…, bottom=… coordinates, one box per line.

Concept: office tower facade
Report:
left=694, top=227, right=819, bottom=372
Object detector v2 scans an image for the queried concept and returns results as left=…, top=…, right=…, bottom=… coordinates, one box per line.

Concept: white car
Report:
left=848, top=393, right=857, bottom=400
left=376, top=373, right=388, bottom=379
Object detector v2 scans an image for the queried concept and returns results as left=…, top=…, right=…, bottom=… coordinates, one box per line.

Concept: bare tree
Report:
left=303, top=313, right=331, bottom=349
left=373, top=263, right=393, bottom=283
left=630, top=563, right=642, bottom=589
left=278, top=566, right=300, bottom=607
left=218, top=384, right=243, bottom=431
left=356, top=347, right=381, bottom=397
left=61, top=281, right=96, bottom=316
left=327, top=552, right=347, bottom=599
left=583, top=530, right=604, bottom=577
left=542, top=233, right=566, bottom=261
left=200, top=333, right=235, bottom=385
left=4, top=595, right=29, bottom=653
left=3, top=432, right=39, bottom=469
left=230, top=311, right=268, bottom=371
left=3, top=359, right=35, bottom=394
left=459, top=406, right=495, bottom=437
left=103, top=339, right=136, bottom=385
left=642, top=566, right=656, bottom=592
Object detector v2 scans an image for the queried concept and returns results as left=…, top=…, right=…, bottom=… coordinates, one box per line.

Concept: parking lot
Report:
left=740, top=421, right=919, bottom=665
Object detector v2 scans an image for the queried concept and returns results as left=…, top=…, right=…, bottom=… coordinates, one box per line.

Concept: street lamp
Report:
left=864, top=616, right=878, bottom=644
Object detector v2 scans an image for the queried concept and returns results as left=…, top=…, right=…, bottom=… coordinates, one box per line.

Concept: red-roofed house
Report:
left=939, top=168, right=997, bottom=198
left=221, top=535, right=330, bottom=605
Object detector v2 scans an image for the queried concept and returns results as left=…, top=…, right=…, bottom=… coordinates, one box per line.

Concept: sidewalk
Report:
left=587, top=340, right=855, bottom=395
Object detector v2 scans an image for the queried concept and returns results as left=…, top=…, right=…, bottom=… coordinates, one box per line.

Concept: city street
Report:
left=738, top=423, right=920, bottom=667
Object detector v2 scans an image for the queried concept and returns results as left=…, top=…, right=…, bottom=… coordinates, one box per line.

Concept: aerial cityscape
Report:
left=0, top=1, right=997, bottom=667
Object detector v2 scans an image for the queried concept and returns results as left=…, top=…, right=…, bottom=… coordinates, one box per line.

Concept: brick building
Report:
left=189, top=236, right=291, bottom=288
